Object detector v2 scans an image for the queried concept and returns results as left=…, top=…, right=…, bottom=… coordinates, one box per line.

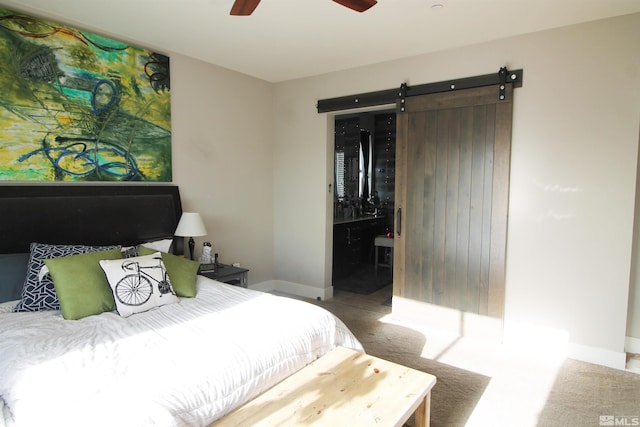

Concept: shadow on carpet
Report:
left=309, top=298, right=491, bottom=427
left=333, top=264, right=392, bottom=295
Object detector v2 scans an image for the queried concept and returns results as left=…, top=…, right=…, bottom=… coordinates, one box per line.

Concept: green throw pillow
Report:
left=139, top=246, right=199, bottom=297
left=45, top=248, right=122, bottom=320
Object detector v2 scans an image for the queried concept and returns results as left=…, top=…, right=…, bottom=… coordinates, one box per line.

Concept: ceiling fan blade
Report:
left=332, top=0, right=377, bottom=12
left=230, top=0, right=261, bottom=15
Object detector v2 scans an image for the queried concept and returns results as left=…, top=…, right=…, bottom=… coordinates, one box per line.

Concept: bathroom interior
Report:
left=332, top=110, right=396, bottom=294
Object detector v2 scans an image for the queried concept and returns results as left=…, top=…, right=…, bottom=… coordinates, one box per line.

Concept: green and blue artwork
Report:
left=0, top=8, right=171, bottom=181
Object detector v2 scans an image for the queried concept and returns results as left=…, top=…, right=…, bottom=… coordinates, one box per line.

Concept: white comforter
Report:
left=0, top=277, right=363, bottom=427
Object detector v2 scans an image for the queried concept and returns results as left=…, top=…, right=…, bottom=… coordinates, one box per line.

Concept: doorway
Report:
left=332, top=110, right=396, bottom=294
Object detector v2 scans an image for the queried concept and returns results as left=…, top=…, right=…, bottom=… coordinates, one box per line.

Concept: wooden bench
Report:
left=211, top=346, right=437, bottom=427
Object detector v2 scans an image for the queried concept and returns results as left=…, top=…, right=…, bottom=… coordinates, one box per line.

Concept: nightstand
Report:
left=199, top=264, right=249, bottom=288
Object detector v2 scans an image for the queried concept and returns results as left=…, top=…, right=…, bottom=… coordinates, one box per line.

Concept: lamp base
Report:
left=188, top=237, right=195, bottom=260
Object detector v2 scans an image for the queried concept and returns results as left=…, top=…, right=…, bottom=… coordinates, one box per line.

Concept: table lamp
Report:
left=174, top=212, right=207, bottom=260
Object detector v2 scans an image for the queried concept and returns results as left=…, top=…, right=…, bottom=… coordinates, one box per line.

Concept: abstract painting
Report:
left=0, top=7, right=171, bottom=181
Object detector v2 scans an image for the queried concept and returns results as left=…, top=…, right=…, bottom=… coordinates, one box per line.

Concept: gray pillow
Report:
left=0, top=253, right=30, bottom=303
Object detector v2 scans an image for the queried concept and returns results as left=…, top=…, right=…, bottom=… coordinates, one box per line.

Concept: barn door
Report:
left=394, top=84, right=513, bottom=318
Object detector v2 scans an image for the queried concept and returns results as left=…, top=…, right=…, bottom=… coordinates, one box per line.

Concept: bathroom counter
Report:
left=333, top=215, right=385, bottom=225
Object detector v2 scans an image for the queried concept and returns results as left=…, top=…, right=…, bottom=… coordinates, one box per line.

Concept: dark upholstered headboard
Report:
left=0, top=185, right=183, bottom=302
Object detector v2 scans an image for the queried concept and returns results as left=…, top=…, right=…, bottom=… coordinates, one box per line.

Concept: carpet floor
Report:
left=282, top=287, right=640, bottom=427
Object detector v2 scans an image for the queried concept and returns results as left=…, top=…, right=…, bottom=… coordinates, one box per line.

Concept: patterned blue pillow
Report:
left=13, top=243, right=119, bottom=312
left=120, top=246, right=140, bottom=259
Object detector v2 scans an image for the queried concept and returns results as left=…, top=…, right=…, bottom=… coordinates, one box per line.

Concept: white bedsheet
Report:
left=0, top=277, right=363, bottom=427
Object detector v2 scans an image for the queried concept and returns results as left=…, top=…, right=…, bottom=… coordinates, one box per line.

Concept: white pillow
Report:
left=141, top=238, right=173, bottom=253
left=100, top=252, right=178, bottom=317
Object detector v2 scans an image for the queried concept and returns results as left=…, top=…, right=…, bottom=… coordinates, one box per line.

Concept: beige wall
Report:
left=171, top=55, right=275, bottom=285
left=272, top=13, right=640, bottom=368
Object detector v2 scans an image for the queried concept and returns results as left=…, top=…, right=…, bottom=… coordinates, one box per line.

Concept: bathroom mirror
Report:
left=335, top=134, right=371, bottom=201
left=334, top=111, right=395, bottom=223
left=334, top=118, right=372, bottom=204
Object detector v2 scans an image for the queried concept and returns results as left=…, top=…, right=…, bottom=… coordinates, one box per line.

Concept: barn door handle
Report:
left=396, top=207, right=402, bottom=236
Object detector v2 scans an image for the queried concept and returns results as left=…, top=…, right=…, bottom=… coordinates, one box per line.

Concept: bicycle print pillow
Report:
left=100, top=252, right=179, bottom=317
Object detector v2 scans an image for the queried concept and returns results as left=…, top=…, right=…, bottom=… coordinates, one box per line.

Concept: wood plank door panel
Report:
left=394, top=84, right=513, bottom=318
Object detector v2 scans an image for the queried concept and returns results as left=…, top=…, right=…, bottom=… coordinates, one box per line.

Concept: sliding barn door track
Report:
left=316, top=67, right=523, bottom=114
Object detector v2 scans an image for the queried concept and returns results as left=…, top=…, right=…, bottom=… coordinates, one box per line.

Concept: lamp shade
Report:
left=174, top=212, right=207, bottom=237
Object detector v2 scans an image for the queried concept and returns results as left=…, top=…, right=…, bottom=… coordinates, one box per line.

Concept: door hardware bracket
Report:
left=398, top=83, right=408, bottom=113
left=499, top=67, right=507, bottom=100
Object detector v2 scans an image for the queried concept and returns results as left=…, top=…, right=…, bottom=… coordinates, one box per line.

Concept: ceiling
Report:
left=3, top=0, right=640, bottom=83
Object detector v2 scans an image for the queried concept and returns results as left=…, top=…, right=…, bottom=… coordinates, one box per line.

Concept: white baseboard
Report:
left=504, top=323, right=626, bottom=370
left=249, top=280, right=333, bottom=300
left=502, top=320, right=570, bottom=356
left=246, top=280, right=275, bottom=293
left=567, top=343, right=627, bottom=370
left=626, top=336, right=640, bottom=354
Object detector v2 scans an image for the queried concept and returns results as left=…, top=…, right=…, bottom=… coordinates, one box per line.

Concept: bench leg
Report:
left=414, top=392, right=431, bottom=427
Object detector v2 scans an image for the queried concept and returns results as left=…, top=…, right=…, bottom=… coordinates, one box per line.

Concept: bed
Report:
left=0, top=185, right=363, bottom=427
